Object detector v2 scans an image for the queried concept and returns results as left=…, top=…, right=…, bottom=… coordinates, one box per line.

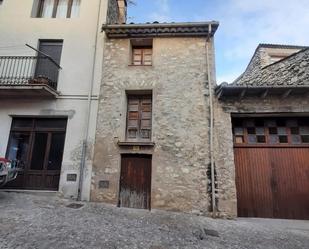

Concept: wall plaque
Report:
left=99, top=180, right=110, bottom=189
left=67, top=174, right=77, bottom=182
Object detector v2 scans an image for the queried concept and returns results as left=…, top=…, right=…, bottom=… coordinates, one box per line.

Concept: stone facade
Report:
left=91, top=36, right=217, bottom=214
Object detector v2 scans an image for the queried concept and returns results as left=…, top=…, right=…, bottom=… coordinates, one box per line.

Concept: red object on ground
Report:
left=0, top=158, right=9, bottom=163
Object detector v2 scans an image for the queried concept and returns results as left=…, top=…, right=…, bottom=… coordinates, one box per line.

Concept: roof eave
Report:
left=102, top=21, right=219, bottom=38
left=216, top=85, right=309, bottom=100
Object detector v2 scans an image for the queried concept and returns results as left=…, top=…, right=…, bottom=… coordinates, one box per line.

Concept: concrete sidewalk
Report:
left=0, top=191, right=308, bottom=249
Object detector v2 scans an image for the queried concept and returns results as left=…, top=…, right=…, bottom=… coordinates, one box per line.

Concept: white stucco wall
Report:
left=0, top=0, right=109, bottom=200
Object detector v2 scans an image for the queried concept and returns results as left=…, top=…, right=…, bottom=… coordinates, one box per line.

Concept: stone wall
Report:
left=91, top=37, right=216, bottom=214
left=214, top=95, right=309, bottom=217
left=106, top=0, right=119, bottom=24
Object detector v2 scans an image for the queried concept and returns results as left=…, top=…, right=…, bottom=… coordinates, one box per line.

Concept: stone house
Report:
left=215, top=44, right=309, bottom=219
left=91, top=21, right=219, bottom=214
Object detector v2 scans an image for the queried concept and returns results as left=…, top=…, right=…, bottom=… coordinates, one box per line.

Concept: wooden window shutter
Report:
left=140, top=98, right=152, bottom=139
left=132, top=47, right=152, bottom=66
left=126, top=95, right=152, bottom=141
left=127, top=98, right=139, bottom=139
left=143, top=49, right=152, bottom=66
left=133, top=49, right=142, bottom=65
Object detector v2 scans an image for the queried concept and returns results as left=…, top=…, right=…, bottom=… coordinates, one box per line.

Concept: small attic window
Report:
left=130, top=39, right=153, bottom=66
left=269, top=55, right=285, bottom=63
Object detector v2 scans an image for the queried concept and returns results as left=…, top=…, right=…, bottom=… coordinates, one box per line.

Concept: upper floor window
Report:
left=130, top=39, right=153, bottom=66
left=132, top=47, right=152, bottom=66
left=36, top=0, right=80, bottom=18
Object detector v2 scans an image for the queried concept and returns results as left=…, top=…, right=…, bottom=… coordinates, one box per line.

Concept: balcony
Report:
left=0, top=56, right=60, bottom=98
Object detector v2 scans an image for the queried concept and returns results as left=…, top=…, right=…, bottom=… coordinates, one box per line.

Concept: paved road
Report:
left=0, top=191, right=308, bottom=249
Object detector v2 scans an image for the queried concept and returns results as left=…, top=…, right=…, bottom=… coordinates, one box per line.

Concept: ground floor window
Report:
left=5, top=117, right=67, bottom=190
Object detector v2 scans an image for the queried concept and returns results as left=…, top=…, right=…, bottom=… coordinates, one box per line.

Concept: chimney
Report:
left=117, top=0, right=127, bottom=24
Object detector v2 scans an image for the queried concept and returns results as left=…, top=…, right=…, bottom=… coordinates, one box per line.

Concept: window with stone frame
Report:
left=130, top=39, right=153, bottom=66
left=36, top=0, right=81, bottom=18
left=126, top=94, right=152, bottom=141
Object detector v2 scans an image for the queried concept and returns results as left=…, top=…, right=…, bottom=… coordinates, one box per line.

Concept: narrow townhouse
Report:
left=91, top=20, right=219, bottom=214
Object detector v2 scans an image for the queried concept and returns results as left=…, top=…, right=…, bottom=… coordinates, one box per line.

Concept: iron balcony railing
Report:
left=0, top=56, right=61, bottom=90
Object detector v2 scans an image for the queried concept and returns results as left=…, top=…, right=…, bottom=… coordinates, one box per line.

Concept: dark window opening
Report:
left=30, top=133, right=48, bottom=170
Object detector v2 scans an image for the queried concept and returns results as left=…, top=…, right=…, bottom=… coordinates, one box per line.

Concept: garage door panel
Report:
left=270, top=148, right=309, bottom=219
left=233, top=117, right=309, bottom=220
left=235, top=148, right=274, bottom=218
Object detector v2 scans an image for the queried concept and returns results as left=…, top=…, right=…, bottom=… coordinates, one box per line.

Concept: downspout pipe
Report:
left=205, top=24, right=217, bottom=216
left=77, top=0, right=103, bottom=201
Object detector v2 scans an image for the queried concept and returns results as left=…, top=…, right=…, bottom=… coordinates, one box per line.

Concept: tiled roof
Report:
left=258, top=43, right=309, bottom=50
left=233, top=48, right=309, bottom=87
left=102, top=21, right=219, bottom=38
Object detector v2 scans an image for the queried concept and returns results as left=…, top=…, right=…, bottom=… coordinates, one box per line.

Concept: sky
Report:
left=128, top=0, right=309, bottom=83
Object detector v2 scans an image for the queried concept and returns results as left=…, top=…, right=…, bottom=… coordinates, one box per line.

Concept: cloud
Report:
left=218, top=0, right=309, bottom=59
left=149, top=0, right=172, bottom=22
left=211, top=0, right=309, bottom=82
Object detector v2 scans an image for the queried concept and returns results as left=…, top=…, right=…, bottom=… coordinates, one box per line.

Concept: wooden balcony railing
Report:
left=0, top=56, right=60, bottom=90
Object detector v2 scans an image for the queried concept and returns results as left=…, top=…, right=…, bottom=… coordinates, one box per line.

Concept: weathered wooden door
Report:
left=233, top=117, right=309, bottom=219
left=119, top=154, right=152, bottom=209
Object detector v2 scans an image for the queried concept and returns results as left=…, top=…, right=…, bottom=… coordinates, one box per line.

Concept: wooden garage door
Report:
left=119, top=154, right=152, bottom=210
left=233, top=117, right=309, bottom=219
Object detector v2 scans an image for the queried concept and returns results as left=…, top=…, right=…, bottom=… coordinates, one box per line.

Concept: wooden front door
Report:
left=119, top=154, right=152, bottom=209
left=5, top=118, right=67, bottom=190
left=233, top=117, right=309, bottom=219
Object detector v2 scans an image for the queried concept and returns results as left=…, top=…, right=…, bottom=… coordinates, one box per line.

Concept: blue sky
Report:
left=128, top=0, right=309, bottom=83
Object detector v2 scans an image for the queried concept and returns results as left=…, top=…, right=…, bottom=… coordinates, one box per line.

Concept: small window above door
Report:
left=35, top=0, right=81, bottom=18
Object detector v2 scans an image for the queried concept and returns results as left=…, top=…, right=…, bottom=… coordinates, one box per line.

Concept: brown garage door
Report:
left=233, top=117, right=309, bottom=219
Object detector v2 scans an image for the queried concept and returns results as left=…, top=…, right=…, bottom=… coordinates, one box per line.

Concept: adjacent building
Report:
left=215, top=44, right=309, bottom=219
left=0, top=0, right=125, bottom=200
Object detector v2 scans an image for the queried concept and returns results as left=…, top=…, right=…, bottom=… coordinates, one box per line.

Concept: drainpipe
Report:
left=77, top=0, right=103, bottom=201
left=205, top=24, right=217, bottom=216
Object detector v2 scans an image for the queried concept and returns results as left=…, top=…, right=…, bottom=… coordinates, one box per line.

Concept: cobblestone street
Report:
left=0, top=191, right=308, bottom=249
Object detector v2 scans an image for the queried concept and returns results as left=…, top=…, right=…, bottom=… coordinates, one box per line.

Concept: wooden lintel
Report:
left=281, top=89, right=292, bottom=99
